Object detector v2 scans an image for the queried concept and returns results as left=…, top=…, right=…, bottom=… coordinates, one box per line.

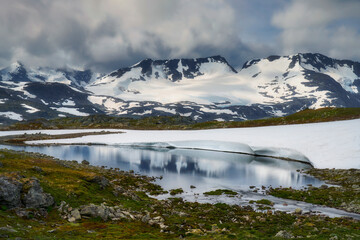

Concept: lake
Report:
left=0, top=144, right=322, bottom=192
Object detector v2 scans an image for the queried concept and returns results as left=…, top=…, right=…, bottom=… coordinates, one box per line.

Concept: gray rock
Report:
left=0, top=226, right=18, bottom=233
left=58, top=201, right=68, bottom=213
left=91, top=176, right=110, bottom=189
left=80, top=204, right=98, bottom=217
left=0, top=162, right=3, bottom=167
left=275, top=230, right=293, bottom=239
left=81, top=160, right=90, bottom=165
left=0, top=176, right=23, bottom=208
left=32, top=166, right=43, bottom=173
left=98, top=204, right=110, bottom=220
left=69, top=209, right=81, bottom=222
left=319, top=184, right=328, bottom=189
left=80, top=203, right=109, bottom=220
left=23, top=178, right=54, bottom=208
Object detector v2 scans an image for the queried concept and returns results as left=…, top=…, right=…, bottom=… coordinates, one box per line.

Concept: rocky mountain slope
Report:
left=0, top=53, right=359, bottom=124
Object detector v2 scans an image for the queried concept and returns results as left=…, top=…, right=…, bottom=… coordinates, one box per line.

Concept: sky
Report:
left=1, top=0, right=360, bottom=73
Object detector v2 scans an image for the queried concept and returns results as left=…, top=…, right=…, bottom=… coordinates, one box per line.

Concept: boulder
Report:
left=91, top=176, right=110, bottom=189
left=275, top=230, right=293, bottom=239
left=23, top=178, right=54, bottom=208
left=0, top=176, right=23, bottom=208
left=68, top=209, right=81, bottom=222
left=79, top=203, right=110, bottom=220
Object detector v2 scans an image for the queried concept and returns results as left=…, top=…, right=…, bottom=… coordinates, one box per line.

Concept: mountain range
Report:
left=0, top=53, right=359, bottom=124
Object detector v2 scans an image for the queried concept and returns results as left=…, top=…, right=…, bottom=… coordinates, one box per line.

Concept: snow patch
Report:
left=21, top=104, right=40, bottom=113
left=51, top=107, right=89, bottom=116
left=154, top=107, right=176, bottom=114
left=25, top=119, right=360, bottom=169
left=62, top=99, right=76, bottom=106
left=0, top=112, right=23, bottom=121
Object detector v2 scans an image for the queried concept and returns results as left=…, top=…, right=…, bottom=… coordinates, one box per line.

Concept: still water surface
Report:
left=1, top=144, right=322, bottom=192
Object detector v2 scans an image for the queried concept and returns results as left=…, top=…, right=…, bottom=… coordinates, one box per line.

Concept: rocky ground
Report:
left=0, top=149, right=359, bottom=239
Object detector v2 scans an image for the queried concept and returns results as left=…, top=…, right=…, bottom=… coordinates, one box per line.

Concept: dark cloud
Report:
left=0, top=0, right=359, bottom=73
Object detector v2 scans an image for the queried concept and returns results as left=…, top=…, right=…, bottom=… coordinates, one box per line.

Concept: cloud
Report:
left=0, top=0, right=270, bottom=72
left=272, top=0, right=360, bottom=61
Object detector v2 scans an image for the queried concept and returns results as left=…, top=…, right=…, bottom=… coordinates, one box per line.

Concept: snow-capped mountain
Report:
left=0, top=53, right=359, bottom=124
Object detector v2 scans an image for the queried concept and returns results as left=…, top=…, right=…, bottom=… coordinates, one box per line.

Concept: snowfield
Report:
left=4, top=118, right=357, bottom=169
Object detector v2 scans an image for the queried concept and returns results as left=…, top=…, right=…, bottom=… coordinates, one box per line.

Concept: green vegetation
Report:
left=169, top=188, right=184, bottom=196
left=0, top=150, right=359, bottom=239
left=203, top=189, right=238, bottom=196
left=2, top=107, right=360, bottom=131
left=250, top=199, right=275, bottom=206
left=269, top=169, right=360, bottom=213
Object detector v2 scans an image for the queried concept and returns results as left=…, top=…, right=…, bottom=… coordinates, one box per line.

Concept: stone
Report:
left=141, top=214, right=151, bottom=223
left=58, top=201, right=68, bottom=213
left=0, top=162, right=3, bottom=167
left=0, top=176, right=23, bottom=208
left=186, top=229, right=203, bottom=235
left=0, top=226, right=18, bottom=233
left=319, top=184, right=328, bottom=189
left=294, top=208, right=302, bottom=214
left=70, top=209, right=81, bottom=221
left=91, top=176, right=110, bottom=189
left=81, top=160, right=90, bottom=165
left=275, top=230, right=293, bottom=239
left=98, top=204, right=110, bottom=220
left=32, top=166, right=43, bottom=173
left=80, top=204, right=98, bottom=217
left=23, top=178, right=54, bottom=208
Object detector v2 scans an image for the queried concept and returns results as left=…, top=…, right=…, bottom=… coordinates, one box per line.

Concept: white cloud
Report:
left=272, top=0, right=360, bottom=60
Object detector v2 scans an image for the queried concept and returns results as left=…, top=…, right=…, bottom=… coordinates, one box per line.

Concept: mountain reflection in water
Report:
left=0, top=145, right=323, bottom=191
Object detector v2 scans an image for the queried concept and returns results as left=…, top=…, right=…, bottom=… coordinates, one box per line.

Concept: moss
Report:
left=249, top=199, right=274, bottom=206
left=203, top=189, right=237, bottom=196
left=169, top=188, right=184, bottom=196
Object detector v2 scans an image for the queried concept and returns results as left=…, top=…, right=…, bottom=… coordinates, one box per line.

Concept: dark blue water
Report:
left=0, top=144, right=323, bottom=191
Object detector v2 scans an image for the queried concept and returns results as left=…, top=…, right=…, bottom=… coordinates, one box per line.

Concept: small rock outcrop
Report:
left=0, top=176, right=23, bottom=208
left=275, top=230, right=294, bottom=239
left=0, top=176, right=54, bottom=210
left=90, top=176, right=110, bottom=189
left=23, top=178, right=54, bottom=208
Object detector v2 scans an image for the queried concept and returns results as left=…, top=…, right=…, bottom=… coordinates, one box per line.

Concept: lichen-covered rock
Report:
left=22, top=178, right=54, bottom=208
left=275, top=230, right=293, bottom=239
left=90, top=176, right=110, bottom=189
left=0, top=176, right=23, bottom=208
left=68, top=209, right=81, bottom=222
